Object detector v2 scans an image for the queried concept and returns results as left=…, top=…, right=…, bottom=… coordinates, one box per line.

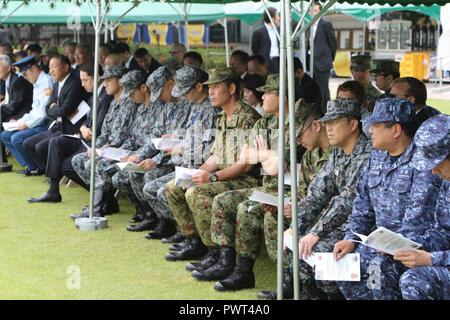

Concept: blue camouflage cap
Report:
left=363, top=98, right=416, bottom=124
left=100, top=65, right=127, bottom=80
left=146, top=66, right=174, bottom=103
left=120, top=70, right=147, bottom=98
left=320, top=98, right=361, bottom=123
left=171, top=65, right=208, bottom=98
left=412, top=114, right=450, bottom=171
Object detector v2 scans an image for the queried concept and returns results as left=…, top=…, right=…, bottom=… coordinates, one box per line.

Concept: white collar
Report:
left=125, top=56, right=133, bottom=68
left=58, top=73, right=70, bottom=88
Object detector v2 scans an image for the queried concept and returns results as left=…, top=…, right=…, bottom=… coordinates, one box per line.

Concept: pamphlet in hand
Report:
left=350, top=227, right=422, bottom=255
left=70, top=100, right=91, bottom=125
left=248, top=190, right=290, bottom=208
left=116, top=162, right=147, bottom=173
left=97, top=147, right=131, bottom=161
left=283, top=164, right=301, bottom=186
left=152, top=137, right=183, bottom=150
left=314, top=253, right=361, bottom=282
left=2, top=122, right=20, bottom=131
left=174, top=166, right=205, bottom=189
left=283, top=233, right=361, bottom=281
left=284, top=232, right=316, bottom=267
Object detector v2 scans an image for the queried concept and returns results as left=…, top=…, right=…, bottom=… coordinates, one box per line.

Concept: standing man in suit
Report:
left=307, top=2, right=337, bottom=113
left=113, top=42, right=143, bottom=72
left=251, top=7, right=280, bottom=74
left=0, top=54, right=33, bottom=169
left=23, top=54, right=84, bottom=178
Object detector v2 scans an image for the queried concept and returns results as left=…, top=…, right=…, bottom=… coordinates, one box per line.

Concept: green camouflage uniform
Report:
left=166, top=68, right=261, bottom=247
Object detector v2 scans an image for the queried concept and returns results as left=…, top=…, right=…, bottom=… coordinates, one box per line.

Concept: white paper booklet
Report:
left=248, top=190, right=290, bottom=207
left=116, top=162, right=147, bottom=173
left=174, top=166, right=205, bottom=188
left=283, top=232, right=316, bottom=267
left=283, top=164, right=301, bottom=186
left=314, top=253, right=361, bottom=282
left=70, top=100, right=91, bottom=124
left=350, top=227, right=422, bottom=255
left=97, top=147, right=131, bottom=161
left=2, top=122, right=20, bottom=131
left=152, top=138, right=183, bottom=150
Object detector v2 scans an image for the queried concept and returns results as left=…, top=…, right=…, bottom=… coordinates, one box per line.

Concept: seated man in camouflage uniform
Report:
left=71, top=66, right=138, bottom=218
left=257, top=106, right=332, bottom=299
left=122, top=66, right=192, bottom=237
left=137, top=65, right=219, bottom=241
left=398, top=114, right=450, bottom=300
left=165, top=68, right=261, bottom=262
left=371, top=60, right=400, bottom=95
left=334, top=98, right=441, bottom=300
left=186, top=74, right=298, bottom=286
left=284, top=99, right=372, bottom=300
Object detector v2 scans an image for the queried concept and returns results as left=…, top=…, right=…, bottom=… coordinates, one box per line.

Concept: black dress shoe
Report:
left=27, top=192, right=62, bottom=203
left=126, top=219, right=156, bottom=232
left=161, top=232, right=184, bottom=244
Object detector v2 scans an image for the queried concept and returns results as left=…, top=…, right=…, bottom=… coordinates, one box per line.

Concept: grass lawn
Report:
left=0, top=158, right=276, bottom=299
left=428, top=99, right=450, bottom=115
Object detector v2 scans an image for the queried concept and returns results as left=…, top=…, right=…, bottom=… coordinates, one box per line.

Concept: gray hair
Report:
left=0, top=54, right=12, bottom=68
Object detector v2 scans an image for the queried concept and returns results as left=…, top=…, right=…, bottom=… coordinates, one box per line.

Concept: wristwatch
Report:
left=209, top=172, right=219, bottom=182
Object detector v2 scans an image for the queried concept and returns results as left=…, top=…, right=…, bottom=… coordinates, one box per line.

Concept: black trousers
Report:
left=313, top=67, right=331, bottom=113
left=46, top=135, right=89, bottom=191
left=268, top=57, right=280, bottom=74
left=23, top=130, right=62, bottom=171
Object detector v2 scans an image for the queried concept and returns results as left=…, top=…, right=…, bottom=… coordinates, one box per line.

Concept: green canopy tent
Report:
left=1, top=0, right=447, bottom=301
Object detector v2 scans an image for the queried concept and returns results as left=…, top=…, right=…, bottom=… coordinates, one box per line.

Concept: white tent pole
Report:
left=285, top=0, right=300, bottom=301
left=300, top=0, right=306, bottom=73
left=88, top=0, right=103, bottom=220
left=224, top=18, right=230, bottom=67
left=184, top=2, right=190, bottom=50
left=362, top=22, right=366, bottom=53
left=276, top=0, right=287, bottom=301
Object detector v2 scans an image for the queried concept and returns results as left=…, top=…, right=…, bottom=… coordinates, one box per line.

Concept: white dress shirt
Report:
left=18, top=71, right=54, bottom=128
left=265, top=23, right=280, bottom=58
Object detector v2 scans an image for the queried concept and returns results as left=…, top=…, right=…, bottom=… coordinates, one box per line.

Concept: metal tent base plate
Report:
left=0, top=163, right=12, bottom=172
left=75, top=217, right=108, bottom=232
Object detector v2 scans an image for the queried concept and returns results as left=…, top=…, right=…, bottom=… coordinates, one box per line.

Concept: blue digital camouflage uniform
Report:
left=399, top=114, right=450, bottom=300
left=71, top=67, right=137, bottom=188
left=338, top=99, right=442, bottom=300
left=294, top=99, right=372, bottom=300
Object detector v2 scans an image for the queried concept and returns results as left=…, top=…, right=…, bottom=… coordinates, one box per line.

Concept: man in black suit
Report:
left=307, top=2, right=337, bottom=112
left=293, top=57, right=322, bottom=107
left=251, top=7, right=280, bottom=73
left=28, top=61, right=113, bottom=203
left=23, top=55, right=85, bottom=183
left=0, top=54, right=33, bottom=167
left=113, top=42, right=143, bottom=72
left=134, top=47, right=161, bottom=76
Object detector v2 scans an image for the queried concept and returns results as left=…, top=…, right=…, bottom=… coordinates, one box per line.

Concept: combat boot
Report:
left=214, top=256, right=255, bottom=291
left=185, top=246, right=220, bottom=272
left=191, top=246, right=235, bottom=281
left=165, top=236, right=208, bottom=261
left=257, top=268, right=294, bottom=300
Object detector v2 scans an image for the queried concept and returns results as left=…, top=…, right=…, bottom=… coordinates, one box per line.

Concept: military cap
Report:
left=412, top=114, right=450, bottom=171
left=171, top=65, right=209, bottom=98
left=371, top=59, right=400, bottom=75
left=350, top=54, right=372, bottom=71
left=203, top=67, right=238, bottom=85
left=100, top=65, right=127, bottom=80
left=13, top=55, right=37, bottom=73
left=256, top=73, right=279, bottom=92
left=320, top=98, right=361, bottom=123
left=120, top=70, right=147, bottom=98
left=146, top=66, right=174, bottom=103
left=363, top=98, right=416, bottom=124
left=293, top=99, right=318, bottom=137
